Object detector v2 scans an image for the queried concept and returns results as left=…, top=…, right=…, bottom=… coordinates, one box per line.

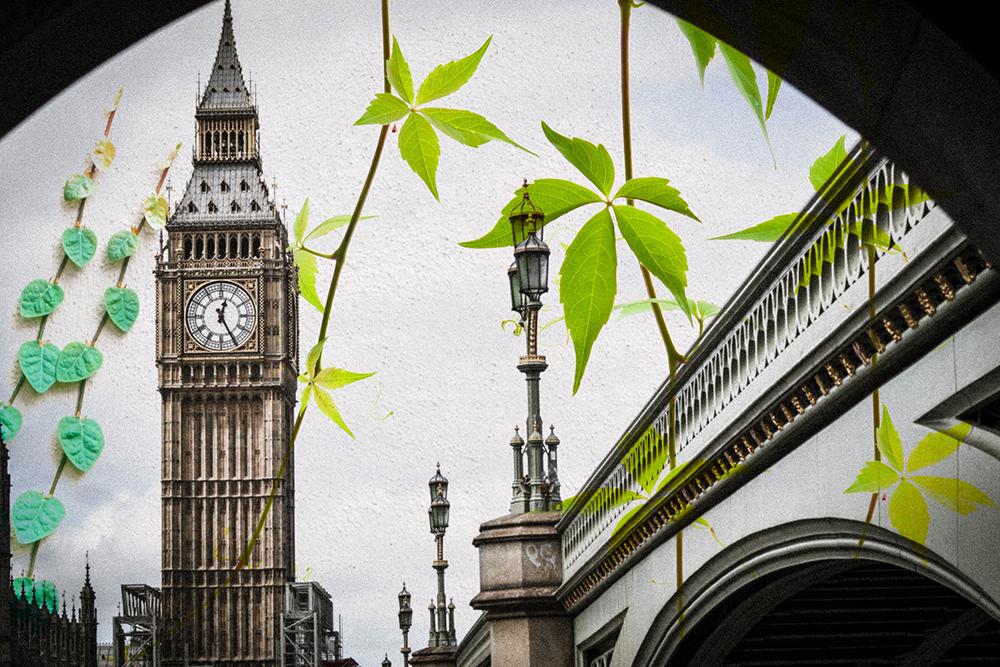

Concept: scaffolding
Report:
left=112, top=584, right=162, bottom=666
left=281, top=581, right=341, bottom=666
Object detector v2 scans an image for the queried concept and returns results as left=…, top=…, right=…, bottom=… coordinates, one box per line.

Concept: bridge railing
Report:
left=557, top=143, right=939, bottom=575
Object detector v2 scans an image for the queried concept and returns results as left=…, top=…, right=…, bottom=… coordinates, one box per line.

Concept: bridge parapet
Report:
left=557, top=142, right=989, bottom=588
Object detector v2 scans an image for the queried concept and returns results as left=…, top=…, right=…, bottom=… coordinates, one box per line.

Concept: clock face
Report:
left=186, top=281, right=257, bottom=351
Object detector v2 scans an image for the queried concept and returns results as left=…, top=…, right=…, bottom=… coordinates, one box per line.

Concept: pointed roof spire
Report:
left=199, top=0, right=253, bottom=110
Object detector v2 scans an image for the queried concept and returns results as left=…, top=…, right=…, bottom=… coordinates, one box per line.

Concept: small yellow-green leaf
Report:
left=304, top=338, right=326, bottom=379
left=104, top=287, right=140, bottom=333
left=143, top=194, right=169, bottom=230
left=415, top=35, right=492, bottom=105
left=876, top=406, right=905, bottom=472
left=911, top=475, right=996, bottom=515
left=93, top=138, right=116, bottom=171
left=107, top=230, right=140, bottom=261
left=541, top=122, right=616, bottom=197
left=676, top=19, right=716, bottom=84
left=17, top=341, right=60, bottom=393
left=305, top=215, right=374, bottom=242
left=613, top=204, right=690, bottom=317
left=693, top=516, right=726, bottom=547
left=12, top=491, right=65, bottom=544
left=561, top=208, right=617, bottom=394
left=710, top=213, right=798, bottom=242
left=809, top=135, right=848, bottom=191
left=614, top=177, right=700, bottom=222
left=63, top=173, right=96, bottom=201
left=56, top=341, right=103, bottom=383
left=312, top=385, right=354, bottom=438
left=387, top=36, right=414, bottom=104
left=906, top=423, right=970, bottom=472
left=0, top=404, right=23, bottom=442
left=294, top=249, right=323, bottom=313
left=62, top=227, right=98, bottom=267
left=421, top=108, right=532, bottom=153
left=844, top=460, right=899, bottom=494
left=294, top=199, right=310, bottom=245
left=19, top=279, right=64, bottom=318
left=888, top=480, right=929, bottom=545
left=314, top=368, right=375, bottom=391
left=57, top=416, right=105, bottom=472
left=355, top=93, right=411, bottom=126
left=398, top=112, right=441, bottom=200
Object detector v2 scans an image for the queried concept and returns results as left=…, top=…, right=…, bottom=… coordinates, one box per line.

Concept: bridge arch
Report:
left=633, top=518, right=1000, bottom=666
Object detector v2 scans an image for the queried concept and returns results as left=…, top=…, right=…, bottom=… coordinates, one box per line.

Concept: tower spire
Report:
left=199, top=0, right=252, bottom=110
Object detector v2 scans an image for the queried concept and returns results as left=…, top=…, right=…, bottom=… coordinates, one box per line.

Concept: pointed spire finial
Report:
left=85, top=550, right=91, bottom=582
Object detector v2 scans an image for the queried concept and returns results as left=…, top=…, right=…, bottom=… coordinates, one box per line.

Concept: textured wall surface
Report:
left=0, top=0, right=851, bottom=663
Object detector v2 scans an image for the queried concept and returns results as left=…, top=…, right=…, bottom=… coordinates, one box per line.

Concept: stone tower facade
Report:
left=155, top=2, right=298, bottom=663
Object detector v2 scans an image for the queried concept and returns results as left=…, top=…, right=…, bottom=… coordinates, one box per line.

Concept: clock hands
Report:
left=215, top=300, right=240, bottom=347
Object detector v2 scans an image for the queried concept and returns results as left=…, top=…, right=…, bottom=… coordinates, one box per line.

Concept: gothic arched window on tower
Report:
left=220, top=180, right=229, bottom=193
left=231, top=201, right=241, bottom=213
left=250, top=200, right=260, bottom=212
left=183, top=238, right=192, bottom=259
left=208, top=201, right=218, bottom=214
left=240, top=235, right=249, bottom=258
left=187, top=202, right=198, bottom=213
left=206, top=237, right=215, bottom=259
left=240, top=180, right=249, bottom=192
left=200, top=181, right=210, bottom=193
left=252, top=234, right=261, bottom=258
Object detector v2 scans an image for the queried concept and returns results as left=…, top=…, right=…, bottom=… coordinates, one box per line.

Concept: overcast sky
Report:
left=0, top=1, right=853, bottom=663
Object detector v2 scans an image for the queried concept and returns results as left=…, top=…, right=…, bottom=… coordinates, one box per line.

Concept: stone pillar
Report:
left=471, top=512, right=573, bottom=666
left=409, top=645, right=456, bottom=667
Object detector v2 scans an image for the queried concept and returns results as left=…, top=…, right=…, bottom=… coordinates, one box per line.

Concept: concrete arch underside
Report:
left=633, top=518, right=1000, bottom=666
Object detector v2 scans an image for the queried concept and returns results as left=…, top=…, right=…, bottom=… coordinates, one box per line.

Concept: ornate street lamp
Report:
left=505, top=180, right=562, bottom=514
left=427, top=464, right=455, bottom=646
left=397, top=583, right=412, bottom=666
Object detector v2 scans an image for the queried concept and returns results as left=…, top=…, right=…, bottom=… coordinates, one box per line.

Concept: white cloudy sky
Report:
left=0, top=0, right=853, bottom=663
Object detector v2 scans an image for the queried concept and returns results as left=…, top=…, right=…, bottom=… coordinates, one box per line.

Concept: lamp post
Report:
left=428, top=464, right=455, bottom=646
left=397, top=583, right=412, bottom=666
left=506, top=181, right=562, bottom=513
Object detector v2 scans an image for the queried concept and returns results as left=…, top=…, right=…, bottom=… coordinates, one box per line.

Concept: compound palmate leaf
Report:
left=104, top=287, right=140, bottom=333
left=0, top=404, right=23, bottom=442
left=355, top=92, right=411, bottom=126
left=614, top=177, right=700, bottom=222
left=314, top=367, right=375, bottom=391
left=12, top=491, right=65, bottom=544
left=56, top=341, right=103, bottom=383
left=62, top=226, right=98, bottom=267
left=541, top=122, right=615, bottom=197
left=415, top=35, right=492, bottom=106
left=398, top=112, right=441, bottom=200
left=17, top=341, right=60, bottom=393
left=57, top=416, right=105, bottom=472
left=421, top=107, right=530, bottom=153
left=561, top=208, right=617, bottom=394
left=844, top=460, right=899, bottom=494
left=613, top=205, right=690, bottom=317
left=19, top=279, right=64, bottom=318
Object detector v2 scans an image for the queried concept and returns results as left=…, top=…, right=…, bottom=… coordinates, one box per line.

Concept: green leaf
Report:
left=57, top=416, right=105, bottom=472
left=765, top=70, right=781, bottom=120
left=906, top=423, right=971, bottom=472
left=568, top=487, right=645, bottom=515
left=13, top=578, right=58, bottom=612
left=294, top=199, right=310, bottom=245
left=541, top=122, right=616, bottom=197
left=305, top=215, right=372, bottom=242
left=398, top=112, right=441, bottom=200
left=107, top=230, right=140, bottom=261
left=387, top=36, right=414, bottom=104
left=17, top=341, right=60, bottom=393
left=612, top=503, right=646, bottom=537
left=615, top=298, right=717, bottom=320
left=93, top=138, right=116, bottom=171
left=613, top=204, right=690, bottom=317
left=809, top=135, right=848, bottom=191
left=304, top=338, right=327, bottom=379
left=560, top=208, right=617, bottom=394
left=12, top=491, right=65, bottom=544
left=693, top=517, right=726, bottom=547
left=460, top=178, right=603, bottom=249
left=717, top=42, right=773, bottom=162
left=56, top=341, right=103, bottom=383
left=653, top=458, right=701, bottom=495
left=676, top=19, right=716, bottom=84
left=312, top=385, right=354, bottom=438
left=614, top=177, right=700, bottom=222
left=143, top=194, right=169, bottom=230
left=911, top=475, right=996, bottom=515
left=294, top=249, right=323, bottom=313
left=62, top=227, right=98, bottom=267
left=421, top=108, right=531, bottom=153
left=355, top=93, right=411, bottom=126
left=19, top=279, right=65, bottom=318
left=415, top=35, right=492, bottom=105
left=63, top=173, right=96, bottom=201
left=711, top=213, right=798, bottom=242
left=104, top=287, right=140, bottom=333
left=876, top=406, right=905, bottom=472
left=844, top=460, right=900, bottom=494
left=314, top=367, right=375, bottom=391
left=0, top=404, right=23, bottom=442
left=888, top=480, right=929, bottom=545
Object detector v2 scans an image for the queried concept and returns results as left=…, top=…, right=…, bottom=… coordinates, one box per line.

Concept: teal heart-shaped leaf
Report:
left=17, top=340, right=60, bottom=393
left=12, top=491, right=65, bottom=544
left=56, top=342, right=103, bottom=382
left=0, top=404, right=23, bottom=442
left=19, top=279, right=64, bottom=318
left=63, top=173, right=96, bottom=201
left=57, top=416, right=105, bottom=471
left=62, top=227, right=98, bottom=267
left=104, top=287, right=139, bottom=332
left=108, top=230, right=140, bottom=262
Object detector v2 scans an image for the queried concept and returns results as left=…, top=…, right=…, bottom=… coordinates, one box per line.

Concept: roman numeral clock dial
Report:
left=186, top=281, right=257, bottom=351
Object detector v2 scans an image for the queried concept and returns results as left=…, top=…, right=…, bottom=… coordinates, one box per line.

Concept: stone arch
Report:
left=633, top=518, right=1000, bottom=666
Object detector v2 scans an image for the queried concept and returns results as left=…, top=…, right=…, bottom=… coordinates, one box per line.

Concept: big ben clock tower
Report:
left=155, top=2, right=297, bottom=663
